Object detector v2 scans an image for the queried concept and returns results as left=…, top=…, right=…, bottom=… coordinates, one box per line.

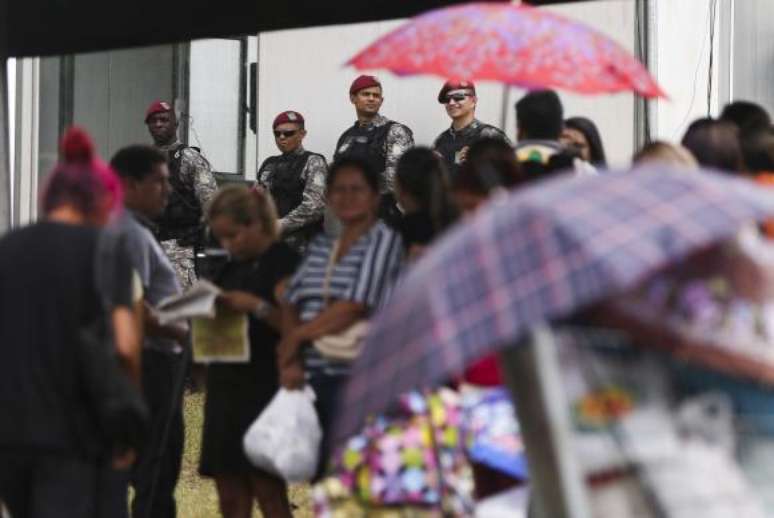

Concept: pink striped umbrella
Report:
left=348, top=2, right=665, bottom=98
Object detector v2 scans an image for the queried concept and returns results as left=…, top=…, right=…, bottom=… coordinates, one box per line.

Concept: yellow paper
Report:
left=192, top=306, right=250, bottom=363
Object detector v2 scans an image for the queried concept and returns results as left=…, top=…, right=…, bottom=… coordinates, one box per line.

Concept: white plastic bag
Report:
left=243, top=387, right=322, bottom=482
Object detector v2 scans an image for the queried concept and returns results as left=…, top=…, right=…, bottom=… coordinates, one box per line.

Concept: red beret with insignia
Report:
left=437, top=80, right=477, bottom=103
left=144, top=100, right=173, bottom=123
left=349, top=75, right=382, bottom=95
left=272, top=111, right=305, bottom=129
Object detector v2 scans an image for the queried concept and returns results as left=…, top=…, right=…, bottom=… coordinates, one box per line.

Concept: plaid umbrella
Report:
left=333, top=167, right=774, bottom=446
left=347, top=2, right=665, bottom=98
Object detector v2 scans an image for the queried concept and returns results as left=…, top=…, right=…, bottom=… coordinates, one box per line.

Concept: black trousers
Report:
left=0, top=449, right=98, bottom=518
left=308, top=371, right=347, bottom=482
left=131, top=349, right=185, bottom=518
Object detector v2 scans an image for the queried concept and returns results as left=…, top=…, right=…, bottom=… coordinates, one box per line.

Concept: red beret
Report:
left=145, top=100, right=173, bottom=123
left=349, top=75, right=382, bottom=95
left=438, top=80, right=476, bottom=103
left=272, top=111, right=305, bottom=129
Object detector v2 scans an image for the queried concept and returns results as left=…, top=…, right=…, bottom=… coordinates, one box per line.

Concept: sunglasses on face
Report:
left=444, top=93, right=473, bottom=104
left=273, top=130, right=298, bottom=138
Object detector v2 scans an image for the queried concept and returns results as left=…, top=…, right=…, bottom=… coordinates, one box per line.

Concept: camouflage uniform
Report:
left=334, top=114, right=414, bottom=194
left=157, top=140, right=217, bottom=290
left=433, top=119, right=513, bottom=176
left=257, top=146, right=327, bottom=254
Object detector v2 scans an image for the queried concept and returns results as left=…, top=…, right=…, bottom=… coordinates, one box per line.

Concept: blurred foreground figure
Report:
left=0, top=128, right=140, bottom=518
left=681, top=118, right=745, bottom=173
left=110, top=145, right=189, bottom=518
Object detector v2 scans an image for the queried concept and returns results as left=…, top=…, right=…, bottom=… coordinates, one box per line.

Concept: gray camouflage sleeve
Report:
left=279, top=155, right=327, bottom=234
left=180, top=149, right=217, bottom=209
left=383, top=124, right=414, bottom=193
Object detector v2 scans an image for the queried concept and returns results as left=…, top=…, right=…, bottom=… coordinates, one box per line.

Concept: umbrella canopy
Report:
left=348, top=2, right=665, bottom=97
left=333, top=167, right=774, bottom=445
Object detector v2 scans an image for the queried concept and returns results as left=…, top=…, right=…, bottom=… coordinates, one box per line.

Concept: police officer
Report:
left=145, top=100, right=217, bottom=289
left=257, top=111, right=327, bottom=254
left=333, top=75, right=414, bottom=226
left=433, top=80, right=512, bottom=176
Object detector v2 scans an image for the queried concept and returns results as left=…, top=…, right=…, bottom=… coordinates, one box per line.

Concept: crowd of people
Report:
left=1, top=71, right=774, bottom=518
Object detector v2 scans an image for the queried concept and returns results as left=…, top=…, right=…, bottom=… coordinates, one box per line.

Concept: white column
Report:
left=13, top=58, right=40, bottom=226
left=651, top=0, right=728, bottom=142
left=0, top=56, right=11, bottom=232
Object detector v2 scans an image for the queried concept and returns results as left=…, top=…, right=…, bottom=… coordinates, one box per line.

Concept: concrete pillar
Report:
left=0, top=58, right=11, bottom=231
left=14, top=58, right=40, bottom=226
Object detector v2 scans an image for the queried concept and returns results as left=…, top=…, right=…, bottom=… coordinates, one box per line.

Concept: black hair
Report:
left=720, top=101, right=771, bottom=137
left=453, top=137, right=523, bottom=195
left=515, top=90, right=564, bottom=140
left=326, top=157, right=380, bottom=194
left=681, top=118, right=744, bottom=173
left=110, top=145, right=167, bottom=181
left=564, top=116, right=607, bottom=167
left=395, top=147, right=457, bottom=234
left=741, top=128, right=774, bottom=173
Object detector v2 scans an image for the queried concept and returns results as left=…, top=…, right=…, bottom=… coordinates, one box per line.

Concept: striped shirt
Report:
left=287, top=221, right=404, bottom=375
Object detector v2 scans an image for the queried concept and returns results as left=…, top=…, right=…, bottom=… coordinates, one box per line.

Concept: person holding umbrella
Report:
left=433, top=79, right=511, bottom=177
left=333, top=75, right=414, bottom=227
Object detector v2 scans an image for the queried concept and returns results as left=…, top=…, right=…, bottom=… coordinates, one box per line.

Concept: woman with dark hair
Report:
left=200, top=185, right=300, bottom=518
left=394, top=147, right=458, bottom=259
left=681, top=117, right=745, bottom=173
left=0, top=128, right=140, bottom=518
left=279, top=157, right=404, bottom=477
left=561, top=116, right=608, bottom=167
left=451, top=137, right=524, bottom=215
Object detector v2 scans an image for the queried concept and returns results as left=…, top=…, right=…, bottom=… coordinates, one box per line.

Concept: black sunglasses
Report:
left=444, top=93, right=473, bottom=104
left=273, top=130, right=298, bottom=138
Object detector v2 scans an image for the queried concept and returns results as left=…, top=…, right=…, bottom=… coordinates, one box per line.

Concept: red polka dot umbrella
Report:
left=348, top=2, right=666, bottom=98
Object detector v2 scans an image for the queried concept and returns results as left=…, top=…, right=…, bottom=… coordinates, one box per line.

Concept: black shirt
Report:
left=0, top=222, right=132, bottom=454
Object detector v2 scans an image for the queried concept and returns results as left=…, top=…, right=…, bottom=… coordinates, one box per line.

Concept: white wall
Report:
left=650, top=0, right=727, bottom=143
left=256, top=0, right=638, bottom=171
left=189, top=39, right=243, bottom=174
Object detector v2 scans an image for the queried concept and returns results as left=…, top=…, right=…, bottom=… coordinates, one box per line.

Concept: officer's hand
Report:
left=458, top=146, right=470, bottom=164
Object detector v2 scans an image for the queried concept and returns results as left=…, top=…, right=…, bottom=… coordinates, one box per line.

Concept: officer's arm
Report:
left=182, top=150, right=217, bottom=207
left=384, top=124, right=414, bottom=193
left=278, top=156, right=327, bottom=234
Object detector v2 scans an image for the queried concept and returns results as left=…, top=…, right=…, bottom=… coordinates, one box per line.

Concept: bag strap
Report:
left=322, top=239, right=341, bottom=308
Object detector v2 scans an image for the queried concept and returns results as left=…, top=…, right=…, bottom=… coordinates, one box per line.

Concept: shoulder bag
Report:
left=312, top=239, right=369, bottom=361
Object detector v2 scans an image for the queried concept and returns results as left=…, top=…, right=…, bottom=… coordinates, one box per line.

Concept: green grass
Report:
left=177, top=392, right=312, bottom=517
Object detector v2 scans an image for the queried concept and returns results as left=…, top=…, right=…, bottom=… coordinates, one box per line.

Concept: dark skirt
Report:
left=198, top=363, right=277, bottom=477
